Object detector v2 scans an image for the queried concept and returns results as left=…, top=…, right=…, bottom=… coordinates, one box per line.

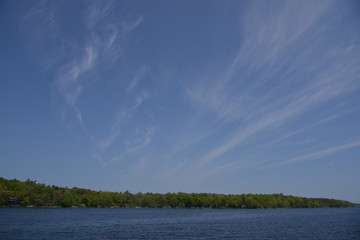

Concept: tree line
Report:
left=0, top=177, right=354, bottom=208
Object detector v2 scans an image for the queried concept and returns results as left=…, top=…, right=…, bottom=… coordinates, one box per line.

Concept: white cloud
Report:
left=276, top=140, right=360, bottom=166
left=25, top=0, right=57, bottom=34
left=183, top=0, right=360, bottom=176
left=97, top=89, right=151, bottom=152
left=48, top=1, right=144, bottom=126
left=127, top=65, right=147, bottom=92
left=132, top=90, right=151, bottom=110
left=126, top=128, right=155, bottom=153
left=123, top=16, right=144, bottom=33
left=190, top=67, right=359, bottom=171
left=94, top=154, right=123, bottom=168
left=84, top=0, right=114, bottom=29
left=97, top=110, right=128, bottom=151
left=56, top=45, right=97, bottom=125
left=269, top=115, right=339, bottom=145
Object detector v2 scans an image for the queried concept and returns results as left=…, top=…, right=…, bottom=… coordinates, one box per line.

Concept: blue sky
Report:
left=1, top=0, right=360, bottom=203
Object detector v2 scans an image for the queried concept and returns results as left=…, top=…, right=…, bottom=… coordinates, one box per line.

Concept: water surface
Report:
left=1, top=207, right=359, bottom=239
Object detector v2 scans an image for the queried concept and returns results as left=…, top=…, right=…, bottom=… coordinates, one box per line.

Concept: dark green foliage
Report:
left=0, top=177, right=354, bottom=208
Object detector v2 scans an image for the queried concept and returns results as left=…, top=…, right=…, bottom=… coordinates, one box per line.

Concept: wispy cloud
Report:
left=94, top=154, right=123, bottom=168
left=269, top=115, right=339, bottom=145
left=122, top=16, right=144, bottom=33
left=84, top=0, right=114, bottom=29
left=54, top=45, right=97, bottom=124
left=127, top=65, right=147, bottom=92
left=126, top=128, right=155, bottom=153
left=189, top=56, right=359, bottom=173
left=275, top=140, right=360, bottom=166
left=23, top=1, right=148, bottom=169
left=97, top=110, right=128, bottom=151
left=36, top=0, right=144, bottom=126
left=181, top=0, right=360, bottom=178
left=97, top=89, right=151, bottom=153
left=132, top=89, right=151, bottom=110
left=25, top=0, right=57, bottom=35
left=186, top=1, right=338, bottom=125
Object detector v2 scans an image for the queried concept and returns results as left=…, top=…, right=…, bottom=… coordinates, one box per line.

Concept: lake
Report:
left=1, top=207, right=359, bottom=239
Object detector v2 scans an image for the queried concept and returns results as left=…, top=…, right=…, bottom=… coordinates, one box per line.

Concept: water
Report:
left=1, top=207, right=359, bottom=239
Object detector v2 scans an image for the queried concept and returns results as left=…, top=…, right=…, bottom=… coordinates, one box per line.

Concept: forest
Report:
left=0, top=177, right=354, bottom=208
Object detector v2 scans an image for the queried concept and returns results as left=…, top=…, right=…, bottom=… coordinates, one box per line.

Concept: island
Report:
left=0, top=177, right=354, bottom=208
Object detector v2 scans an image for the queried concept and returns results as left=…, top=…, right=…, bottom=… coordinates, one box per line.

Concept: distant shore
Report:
left=1, top=177, right=354, bottom=209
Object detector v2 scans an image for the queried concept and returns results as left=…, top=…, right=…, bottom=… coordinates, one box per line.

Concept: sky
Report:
left=1, top=0, right=360, bottom=203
